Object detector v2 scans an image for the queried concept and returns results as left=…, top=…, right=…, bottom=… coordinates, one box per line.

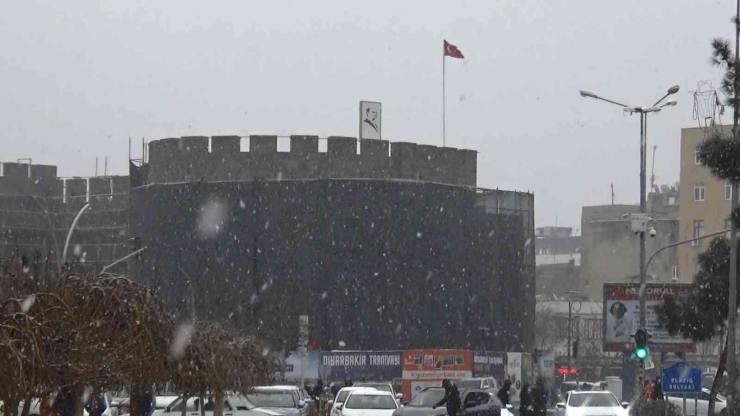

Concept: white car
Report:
left=329, top=387, right=377, bottom=416
left=556, top=391, right=628, bottom=416
left=245, top=386, right=309, bottom=416
left=336, top=390, right=399, bottom=416
left=666, top=388, right=727, bottom=416
left=353, top=383, right=404, bottom=402
left=160, top=394, right=283, bottom=416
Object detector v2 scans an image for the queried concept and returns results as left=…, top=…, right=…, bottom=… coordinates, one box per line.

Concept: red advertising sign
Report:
left=402, top=349, right=473, bottom=401
left=603, top=283, right=694, bottom=352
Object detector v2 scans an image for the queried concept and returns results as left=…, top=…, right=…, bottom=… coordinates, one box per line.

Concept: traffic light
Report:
left=572, top=340, right=579, bottom=358
left=635, top=329, right=648, bottom=360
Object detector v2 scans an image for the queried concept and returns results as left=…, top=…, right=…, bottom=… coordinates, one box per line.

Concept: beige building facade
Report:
left=678, top=126, right=733, bottom=281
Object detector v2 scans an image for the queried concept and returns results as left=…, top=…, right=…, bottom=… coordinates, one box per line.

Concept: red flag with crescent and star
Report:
left=443, top=40, right=464, bottom=59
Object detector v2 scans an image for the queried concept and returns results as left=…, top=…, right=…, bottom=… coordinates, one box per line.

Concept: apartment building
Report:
left=678, top=126, right=733, bottom=281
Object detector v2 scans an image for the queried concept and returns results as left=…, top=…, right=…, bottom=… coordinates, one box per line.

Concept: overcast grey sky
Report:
left=0, top=0, right=733, bottom=229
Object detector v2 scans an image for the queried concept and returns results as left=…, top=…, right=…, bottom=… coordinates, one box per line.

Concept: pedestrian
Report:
left=85, top=392, right=107, bottom=416
left=330, top=382, right=340, bottom=398
left=312, top=380, right=324, bottom=398
left=519, top=383, right=531, bottom=416
left=312, top=380, right=324, bottom=410
left=531, top=378, right=548, bottom=416
left=137, top=388, right=156, bottom=416
left=653, top=377, right=663, bottom=401
left=344, top=379, right=353, bottom=388
left=497, top=380, right=512, bottom=407
left=433, top=379, right=461, bottom=416
left=52, top=390, right=76, bottom=416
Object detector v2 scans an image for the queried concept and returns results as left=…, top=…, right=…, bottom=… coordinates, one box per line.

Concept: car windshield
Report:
left=456, top=381, right=482, bottom=390
left=246, top=391, right=296, bottom=408
left=569, top=394, right=619, bottom=408
left=355, top=384, right=392, bottom=393
left=345, top=394, right=397, bottom=410
left=336, top=391, right=351, bottom=403
left=407, top=390, right=446, bottom=408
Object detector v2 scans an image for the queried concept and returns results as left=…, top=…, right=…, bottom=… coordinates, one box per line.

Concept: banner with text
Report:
left=320, top=351, right=402, bottom=382
left=402, top=349, right=473, bottom=401
left=472, top=351, right=506, bottom=383
left=603, top=283, right=695, bottom=352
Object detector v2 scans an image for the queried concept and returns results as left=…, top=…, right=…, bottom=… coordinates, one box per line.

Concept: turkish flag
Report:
left=444, top=40, right=464, bottom=59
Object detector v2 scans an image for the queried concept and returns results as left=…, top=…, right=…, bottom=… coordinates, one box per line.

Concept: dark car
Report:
left=392, top=387, right=502, bottom=416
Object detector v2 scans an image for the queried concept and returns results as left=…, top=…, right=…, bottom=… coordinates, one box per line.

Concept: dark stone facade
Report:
left=130, top=135, right=535, bottom=352
left=131, top=179, right=532, bottom=352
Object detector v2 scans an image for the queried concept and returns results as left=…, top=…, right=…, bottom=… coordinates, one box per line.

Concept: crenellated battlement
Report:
left=145, top=135, right=478, bottom=186
left=0, top=161, right=129, bottom=206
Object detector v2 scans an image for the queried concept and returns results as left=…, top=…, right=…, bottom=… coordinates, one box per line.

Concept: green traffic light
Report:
left=636, top=348, right=648, bottom=360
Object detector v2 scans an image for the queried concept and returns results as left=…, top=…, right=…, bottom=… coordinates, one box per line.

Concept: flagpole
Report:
left=442, top=50, right=446, bottom=147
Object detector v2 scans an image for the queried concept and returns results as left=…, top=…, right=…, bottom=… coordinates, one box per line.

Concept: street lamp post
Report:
left=580, top=85, right=679, bottom=387
left=60, top=203, right=92, bottom=272
left=563, top=290, right=583, bottom=377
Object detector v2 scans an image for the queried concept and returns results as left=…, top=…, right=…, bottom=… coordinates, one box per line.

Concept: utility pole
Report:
left=639, top=112, right=648, bottom=387
left=611, top=182, right=615, bottom=205
left=727, top=1, right=740, bottom=412
left=650, top=145, right=658, bottom=193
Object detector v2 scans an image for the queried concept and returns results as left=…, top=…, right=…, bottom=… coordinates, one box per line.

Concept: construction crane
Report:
left=650, top=145, right=658, bottom=193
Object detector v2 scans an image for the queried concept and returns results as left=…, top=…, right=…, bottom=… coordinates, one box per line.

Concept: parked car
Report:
left=336, top=389, right=398, bottom=416
left=119, top=395, right=184, bottom=416
left=353, top=383, right=404, bottom=402
left=555, top=391, right=628, bottom=416
left=455, top=379, right=500, bottom=394
left=392, top=387, right=504, bottom=416
left=160, top=394, right=283, bottom=416
left=328, top=388, right=377, bottom=416
left=666, top=388, right=727, bottom=416
left=245, top=386, right=309, bottom=416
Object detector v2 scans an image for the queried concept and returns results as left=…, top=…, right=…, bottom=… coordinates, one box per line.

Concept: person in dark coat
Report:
left=519, top=383, right=531, bottom=416
left=344, top=379, right=353, bottom=388
left=52, top=390, right=76, bottom=416
left=137, top=390, right=156, bottom=416
left=497, top=380, right=512, bottom=407
left=433, top=379, right=461, bottom=416
left=85, top=392, right=107, bottom=416
left=531, top=378, right=548, bottom=416
left=330, top=382, right=340, bottom=398
left=312, top=380, right=324, bottom=397
left=653, top=377, right=663, bottom=401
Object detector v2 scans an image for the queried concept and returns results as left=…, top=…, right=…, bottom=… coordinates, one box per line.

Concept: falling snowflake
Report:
left=169, top=324, right=193, bottom=360
left=21, top=294, right=36, bottom=312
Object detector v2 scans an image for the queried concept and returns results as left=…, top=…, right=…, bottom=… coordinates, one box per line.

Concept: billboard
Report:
left=320, top=351, right=402, bottom=382
left=472, top=351, right=506, bottom=383
left=359, top=101, right=382, bottom=140
left=603, top=283, right=695, bottom=352
left=402, top=349, right=473, bottom=400
left=507, top=352, right=523, bottom=406
left=284, top=351, right=320, bottom=381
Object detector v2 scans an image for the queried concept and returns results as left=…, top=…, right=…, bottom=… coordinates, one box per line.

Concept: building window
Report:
left=692, top=220, right=706, bottom=246
left=694, top=183, right=706, bottom=202
left=671, top=266, right=678, bottom=281
left=727, top=182, right=733, bottom=200
left=669, top=196, right=676, bottom=205
left=695, top=146, right=701, bottom=164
